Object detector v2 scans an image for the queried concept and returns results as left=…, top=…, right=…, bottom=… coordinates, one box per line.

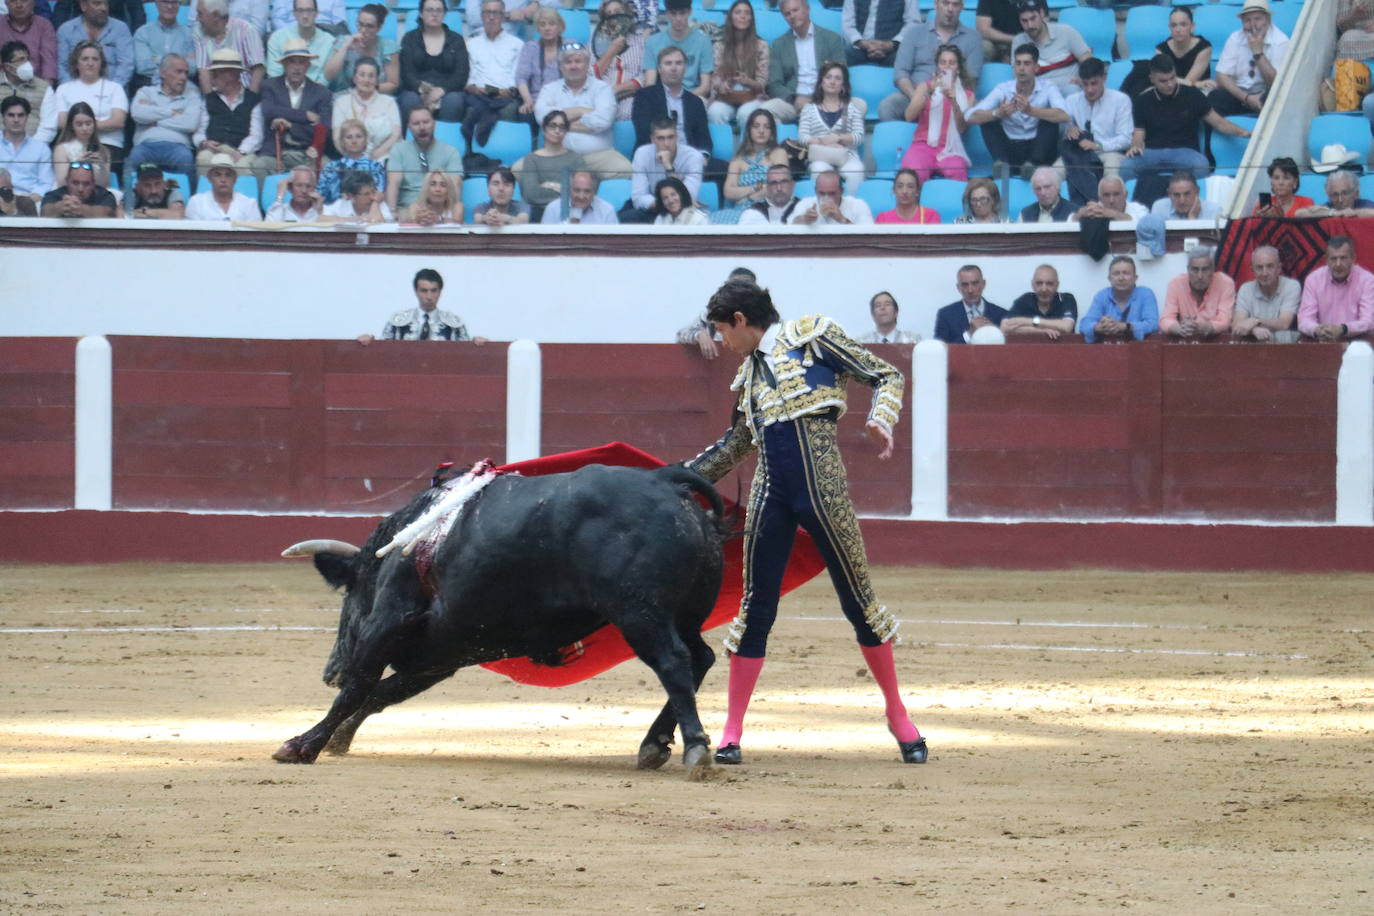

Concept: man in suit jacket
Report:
left=251, top=36, right=330, bottom=177
left=631, top=45, right=710, bottom=153
left=1019, top=165, right=1075, bottom=222
left=934, top=264, right=1009, bottom=344
left=760, top=0, right=846, bottom=124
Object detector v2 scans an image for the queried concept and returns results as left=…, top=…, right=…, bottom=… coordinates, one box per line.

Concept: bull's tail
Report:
left=654, top=464, right=725, bottom=523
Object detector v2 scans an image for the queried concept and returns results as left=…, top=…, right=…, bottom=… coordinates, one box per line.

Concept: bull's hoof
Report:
left=322, top=735, right=353, bottom=757
left=683, top=743, right=712, bottom=772
left=637, top=740, right=672, bottom=771
left=272, top=737, right=317, bottom=764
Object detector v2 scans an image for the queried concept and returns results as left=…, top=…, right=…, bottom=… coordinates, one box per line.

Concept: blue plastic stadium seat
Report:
left=849, top=65, right=893, bottom=121
left=261, top=172, right=291, bottom=210
left=1007, top=177, right=1033, bottom=217
left=871, top=120, right=910, bottom=178
left=794, top=178, right=815, bottom=200
left=1298, top=172, right=1328, bottom=204
left=1191, top=6, right=1237, bottom=61
left=1270, top=2, right=1301, bottom=36
left=613, top=120, right=638, bottom=161
left=922, top=178, right=965, bottom=222
left=810, top=5, right=841, bottom=33
left=1362, top=174, right=1374, bottom=202
left=1124, top=6, right=1171, bottom=61
left=1107, top=59, right=1134, bottom=91
left=958, top=8, right=975, bottom=29
left=963, top=122, right=992, bottom=177
left=597, top=177, right=632, bottom=209
left=695, top=181, right=719, bottom=211
left=473, top=121, right=533, bottom=165
left=562, top=9, right=592, bottom=44
left=1309, top=114, right=1372, bottom=166
left=855, top=178, right=895, bottom=215
left=709, top=122, right=735, bottom=163
left=461, top=175, right=489, bottom=222
left=756, top=9, right=789, bottom=42
left=432, top=120, right=465, bottom=152
left=1210, top=115, right=1255, bottom=176
left=1058, top=7, right=1116, bottom=60
left=777, top=122, right=799, bottom=143
left=976, top=62, right=1012, bottom=98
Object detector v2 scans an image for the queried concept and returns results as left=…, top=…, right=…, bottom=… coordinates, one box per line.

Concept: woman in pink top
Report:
left=876, top=168, right=940, bottom=224
left=899, top=44, right=974, bottom=182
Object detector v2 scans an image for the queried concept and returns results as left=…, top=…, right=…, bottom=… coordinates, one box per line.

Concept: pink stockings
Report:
left=898, top=141, right=969, bottom=184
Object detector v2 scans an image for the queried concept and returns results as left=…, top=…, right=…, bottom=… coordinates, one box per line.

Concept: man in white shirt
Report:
left=739, top=164, right=800, bottom=224
left=263, top=162, right=320, bottom=220
left=966, top=42, right=1068, bottom=171
left=858, top=291, right=920, bottom=343
left=1210, top=0, right=1288, bottom=117
left=1149, top=169, right=1220, bottom=221
left=1057, top=56, right=1132, bottom=205
left=540, top=168, right=619, bottom=223
left=462, top=0, right=523, bottom=148
left=841, top=0, right=919, bottom=67
left=264, top=0, right=332, bottom=81
left=759, top=0, right=846, bottom=125
left=464, top=0, right=547, bottom=40
left=534, top=43, right=631, bottom=177
left=788, top=170, right=873, bottom=225
left=185, top=150, right=262, bottom=219
left=1073, top=175, right=1147, bottom=222
left=625, top=115, right=703, bottom=220
left=1009, top=0, right=1088, bottom=95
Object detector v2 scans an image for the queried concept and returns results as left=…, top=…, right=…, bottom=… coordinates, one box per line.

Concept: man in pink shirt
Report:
left=1161, top=247, right=1234, bottom=338
left=1298, top=235, right=1374, bottom=341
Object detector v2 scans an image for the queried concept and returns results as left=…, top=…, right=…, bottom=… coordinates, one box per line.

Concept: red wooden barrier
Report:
left=0, top=338, right=76, bottom=509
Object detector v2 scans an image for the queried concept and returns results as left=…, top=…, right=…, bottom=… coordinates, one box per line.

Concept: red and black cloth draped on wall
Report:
left=1217, top=217, right=1374, bottom=287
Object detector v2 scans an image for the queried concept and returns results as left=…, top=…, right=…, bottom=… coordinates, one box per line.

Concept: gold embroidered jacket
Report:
left=689, top=315, right=905, bottom=483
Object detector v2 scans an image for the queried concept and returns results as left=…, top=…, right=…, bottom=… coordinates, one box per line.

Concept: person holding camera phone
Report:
left=1252, top=156, right=1312, bottom=219
left=1057, top=56, right=1133, bottom=208
left=462, top=0, right=523, bottom=147
left=52, top=100, right=112, bottom=188
left=899, top=43, right=974, bottom=183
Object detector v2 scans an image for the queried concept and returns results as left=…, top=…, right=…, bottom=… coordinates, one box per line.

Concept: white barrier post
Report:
left=909, top=340, right=948, bottom=520
left=505, top=340, right=542, bottom=464
left=1336, top=340, right=1374, bottom=526
left=74, top=335, right=113, bottom=510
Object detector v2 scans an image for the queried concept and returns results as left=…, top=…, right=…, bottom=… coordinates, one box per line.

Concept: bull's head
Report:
left=281, top=539, right=369, bottom=688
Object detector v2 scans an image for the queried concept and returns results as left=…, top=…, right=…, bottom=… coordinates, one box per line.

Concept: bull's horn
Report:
left=281, top=539, right=361, bottom=558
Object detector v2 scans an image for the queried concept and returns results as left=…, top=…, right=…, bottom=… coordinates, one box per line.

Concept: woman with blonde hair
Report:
left=516, top=6, right=565, bottom=117
left=399, top=169, right=464, bottom=225
left=54, top=40, right=127, bottom=174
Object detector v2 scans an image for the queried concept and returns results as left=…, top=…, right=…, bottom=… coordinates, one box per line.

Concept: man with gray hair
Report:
left=1149, top=169, right=1220, bottom=221
left=1019, top=165, right=1073, bottom=222
left=1296, top=171, right=1374, bottom=219
left=534, top=41, right=631, bottom=177
left=1232, top=245, right=1298, bottom=341
left=1073, top=175, right=1146, bottom=222
left=461, top=0, right=523, bottom=147
left=192, top=0, right=265, bottom=95
left=1161, top=246, right=1234, bottom=339
left=127, top=52, right=203, bottom=189
left=539, top=168, right=619, bottom=223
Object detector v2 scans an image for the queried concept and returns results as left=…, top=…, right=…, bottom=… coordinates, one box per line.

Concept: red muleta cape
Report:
left=477, top=442, right=826, bottom=687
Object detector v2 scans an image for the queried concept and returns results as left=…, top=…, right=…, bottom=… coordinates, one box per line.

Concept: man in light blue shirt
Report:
left=264, top=0, right=331, bottom=81
left=1079, top=255, right=1159, bottom=342
left=1148, top=169, right=1220, bottom=221
left=0, top=94, right=53, bottom=200
left=644, top=0, right=712, bottom=97
left=966, top=42, right=1067, bottom=171
left=268, top=0, right=343, bottom=33
left=1058, top=56, right=1132, bottom=205
left=134, top=0, right=194, bottom=86
left=56, top=0, right=133, bottom=84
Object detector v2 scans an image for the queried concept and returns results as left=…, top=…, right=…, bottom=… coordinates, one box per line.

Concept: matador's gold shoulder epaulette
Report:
left=781, top=314, right=832, bottom=346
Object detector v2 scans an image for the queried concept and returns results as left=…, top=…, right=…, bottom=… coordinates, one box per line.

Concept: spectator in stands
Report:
left=133, top=0, right=194, bottom=91
left=188, top=0, right=269, bottom=36
left=1073, top=175, right=1146, bottom=222
left=52, top=100, right=111, bottom=187
left=253, top=37, right=329, bottom=177
left=762, top=0, right=845, bottom=125
left=0, top=0, right=57, bottom=83
left=399, top=0, right=470, bottom=124
left=955, top=175, right=1000, bottom=223
left=39, top=157, right=117, bottom=215
left=1155, top=7, right=1214, bottom=93
left=841, top=0, right=918, bottom=67
left=331, top=56, right=399, bottom=161
left=632, top=45, right=711, bottom=155
left=265, top=0, right=330, bottom=84
left=1010, top=0, right=1088, bottom=96
left=55, top=40, right=127, bottom=172
left=1161, top=246, right=1233, bottom=339
left=859, top=291, right=920, bottom=343
left=935, top=264, right=1007, bottom=344
left=643, top=0, right=711, bottom=98
left=126, top=53, right=200, bottom=189
left=0, top=167, right=39, bottom=215
left=975, top=0, right=1019, bottom=63
left=677, top=266, right=756, bottom=358
left=270, top=0, right=345, bottom=35
left=192, top=0, right=265, bottom=96
left=398, top=168, right=463, bottom=223
left=1002, top=263, right=1076, bottom=339
left=881, top=0, right=981, bottom=123
left=322, top=4, right=398, bottom=94
left=1296, top=169, right=1374, bottom=219
left=264, top=162, right=321, bottom=219
left=877, top=167, right=939, bottom=224
left=536, top=42, right=630, bottom=177
left=1210, top=0, right=1288, bottom=118
left=185, top=149, right=261, bottom=218
left=798, top=60, right=865, bottom=187
left=514, top=108, right=582, bottom=219
left=318, top=118, right=385, bottom=202
left=463, top=0, right=547, bottom=41
left=474, top=164, right=530, bottom=224
left=967, top=43, right=1068, bottom=172
left=1, top=41, right=53, bottom=137
left=1231, top=245, right=1297, bottom=341
left=360, top=268, right=486, bottom=344
left=540, top=167, right=618, bottom=223
left=738, top=161, right=800, bottom=224
left=1121, top=55, right=1250, bottom=203
left=515, top=6, right=563, bottom=122
left=1252, top=156, right=1312, bottom=218
left=462, top=0, right=523, bottom=147
left=321, top=168, right=391, bottom=221
left=53, top=0, right=146, bottom=33
left=1080, top=256, right=1157, bottom=342
left=193, top=48, right=262, bottom=176
left=0, top=95, right=53, bottom=200
left=57, top=0, right=132, bottom=85
left=652, top=174, right=707, bottom=225
left=1298, top=235, right=1374, bottom=341
left=591, top=0, right=644, bottom=122
left=1058, top=56, right=1131, bottom=206
left=706, top=0, right=766, bottom=130
left=1149, top=169, right=1219, bottom=222
left=898, top=43, right=974, bottom=183
left=385, top=106, right=463, bottom=212
left=789, top=169, right=872, bottom=225
left=719, top=107, right=788, bottom=222
left=1337, top=0, right=1374, bottom=62
left=121, top=162, right=185, bottom=217
left=626, top=114, right=703, bottom=220
left=1020, top=165, right=1071, bottom=222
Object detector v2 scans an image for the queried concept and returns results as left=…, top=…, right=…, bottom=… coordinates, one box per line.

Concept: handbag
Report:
left=806, top=142, right=851, bottom=168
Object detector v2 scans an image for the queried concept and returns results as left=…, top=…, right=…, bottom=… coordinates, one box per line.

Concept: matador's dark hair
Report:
left=705, top=279, right=780, bottom=329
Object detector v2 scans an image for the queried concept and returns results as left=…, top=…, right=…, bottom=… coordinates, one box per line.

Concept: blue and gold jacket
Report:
left=689, top=315, right=904, bottom=483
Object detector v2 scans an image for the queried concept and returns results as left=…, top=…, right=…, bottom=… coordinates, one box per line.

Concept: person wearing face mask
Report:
left=0, top=0, right=57, bottom=82
left=1, top=43, right=53, bottom=139
left=590, top=0, right=643, bottom=122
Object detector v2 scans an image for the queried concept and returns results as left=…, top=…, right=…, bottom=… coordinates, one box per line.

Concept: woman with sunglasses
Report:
left=323, top=3, right=400, bottom=93
left=399, top=0, right=471, bottom=123
left=513, top=108, right=585, bottom=220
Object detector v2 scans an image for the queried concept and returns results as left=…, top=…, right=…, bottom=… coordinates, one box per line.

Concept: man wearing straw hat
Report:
left=192, top=0, right=264, bottom=95
left=251, top=34, right=329, bottom=177
left=1209, top=0, right=1289, bottom=117
left=193, top=47, right=263, bottom=175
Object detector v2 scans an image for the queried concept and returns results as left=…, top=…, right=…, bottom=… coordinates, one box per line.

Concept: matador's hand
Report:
left=865, top=420, right=893, bottom=460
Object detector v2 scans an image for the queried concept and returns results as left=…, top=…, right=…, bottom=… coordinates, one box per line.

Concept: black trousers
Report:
left=1060, top=137, right=1104, bottom=206
left=980, top=118, right=1060, bottom=169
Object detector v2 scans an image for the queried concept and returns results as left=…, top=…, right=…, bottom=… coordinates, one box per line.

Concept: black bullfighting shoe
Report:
left=898, top=737, right=928, bottom=764
left=714, top=743, right=743, bottom=765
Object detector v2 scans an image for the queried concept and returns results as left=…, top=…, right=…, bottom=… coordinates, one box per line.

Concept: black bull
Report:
left=274, top=464, right=726, bottom=771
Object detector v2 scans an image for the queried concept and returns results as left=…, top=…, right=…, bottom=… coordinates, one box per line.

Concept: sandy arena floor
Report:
left=1, top=563, right=1372, bottom=913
